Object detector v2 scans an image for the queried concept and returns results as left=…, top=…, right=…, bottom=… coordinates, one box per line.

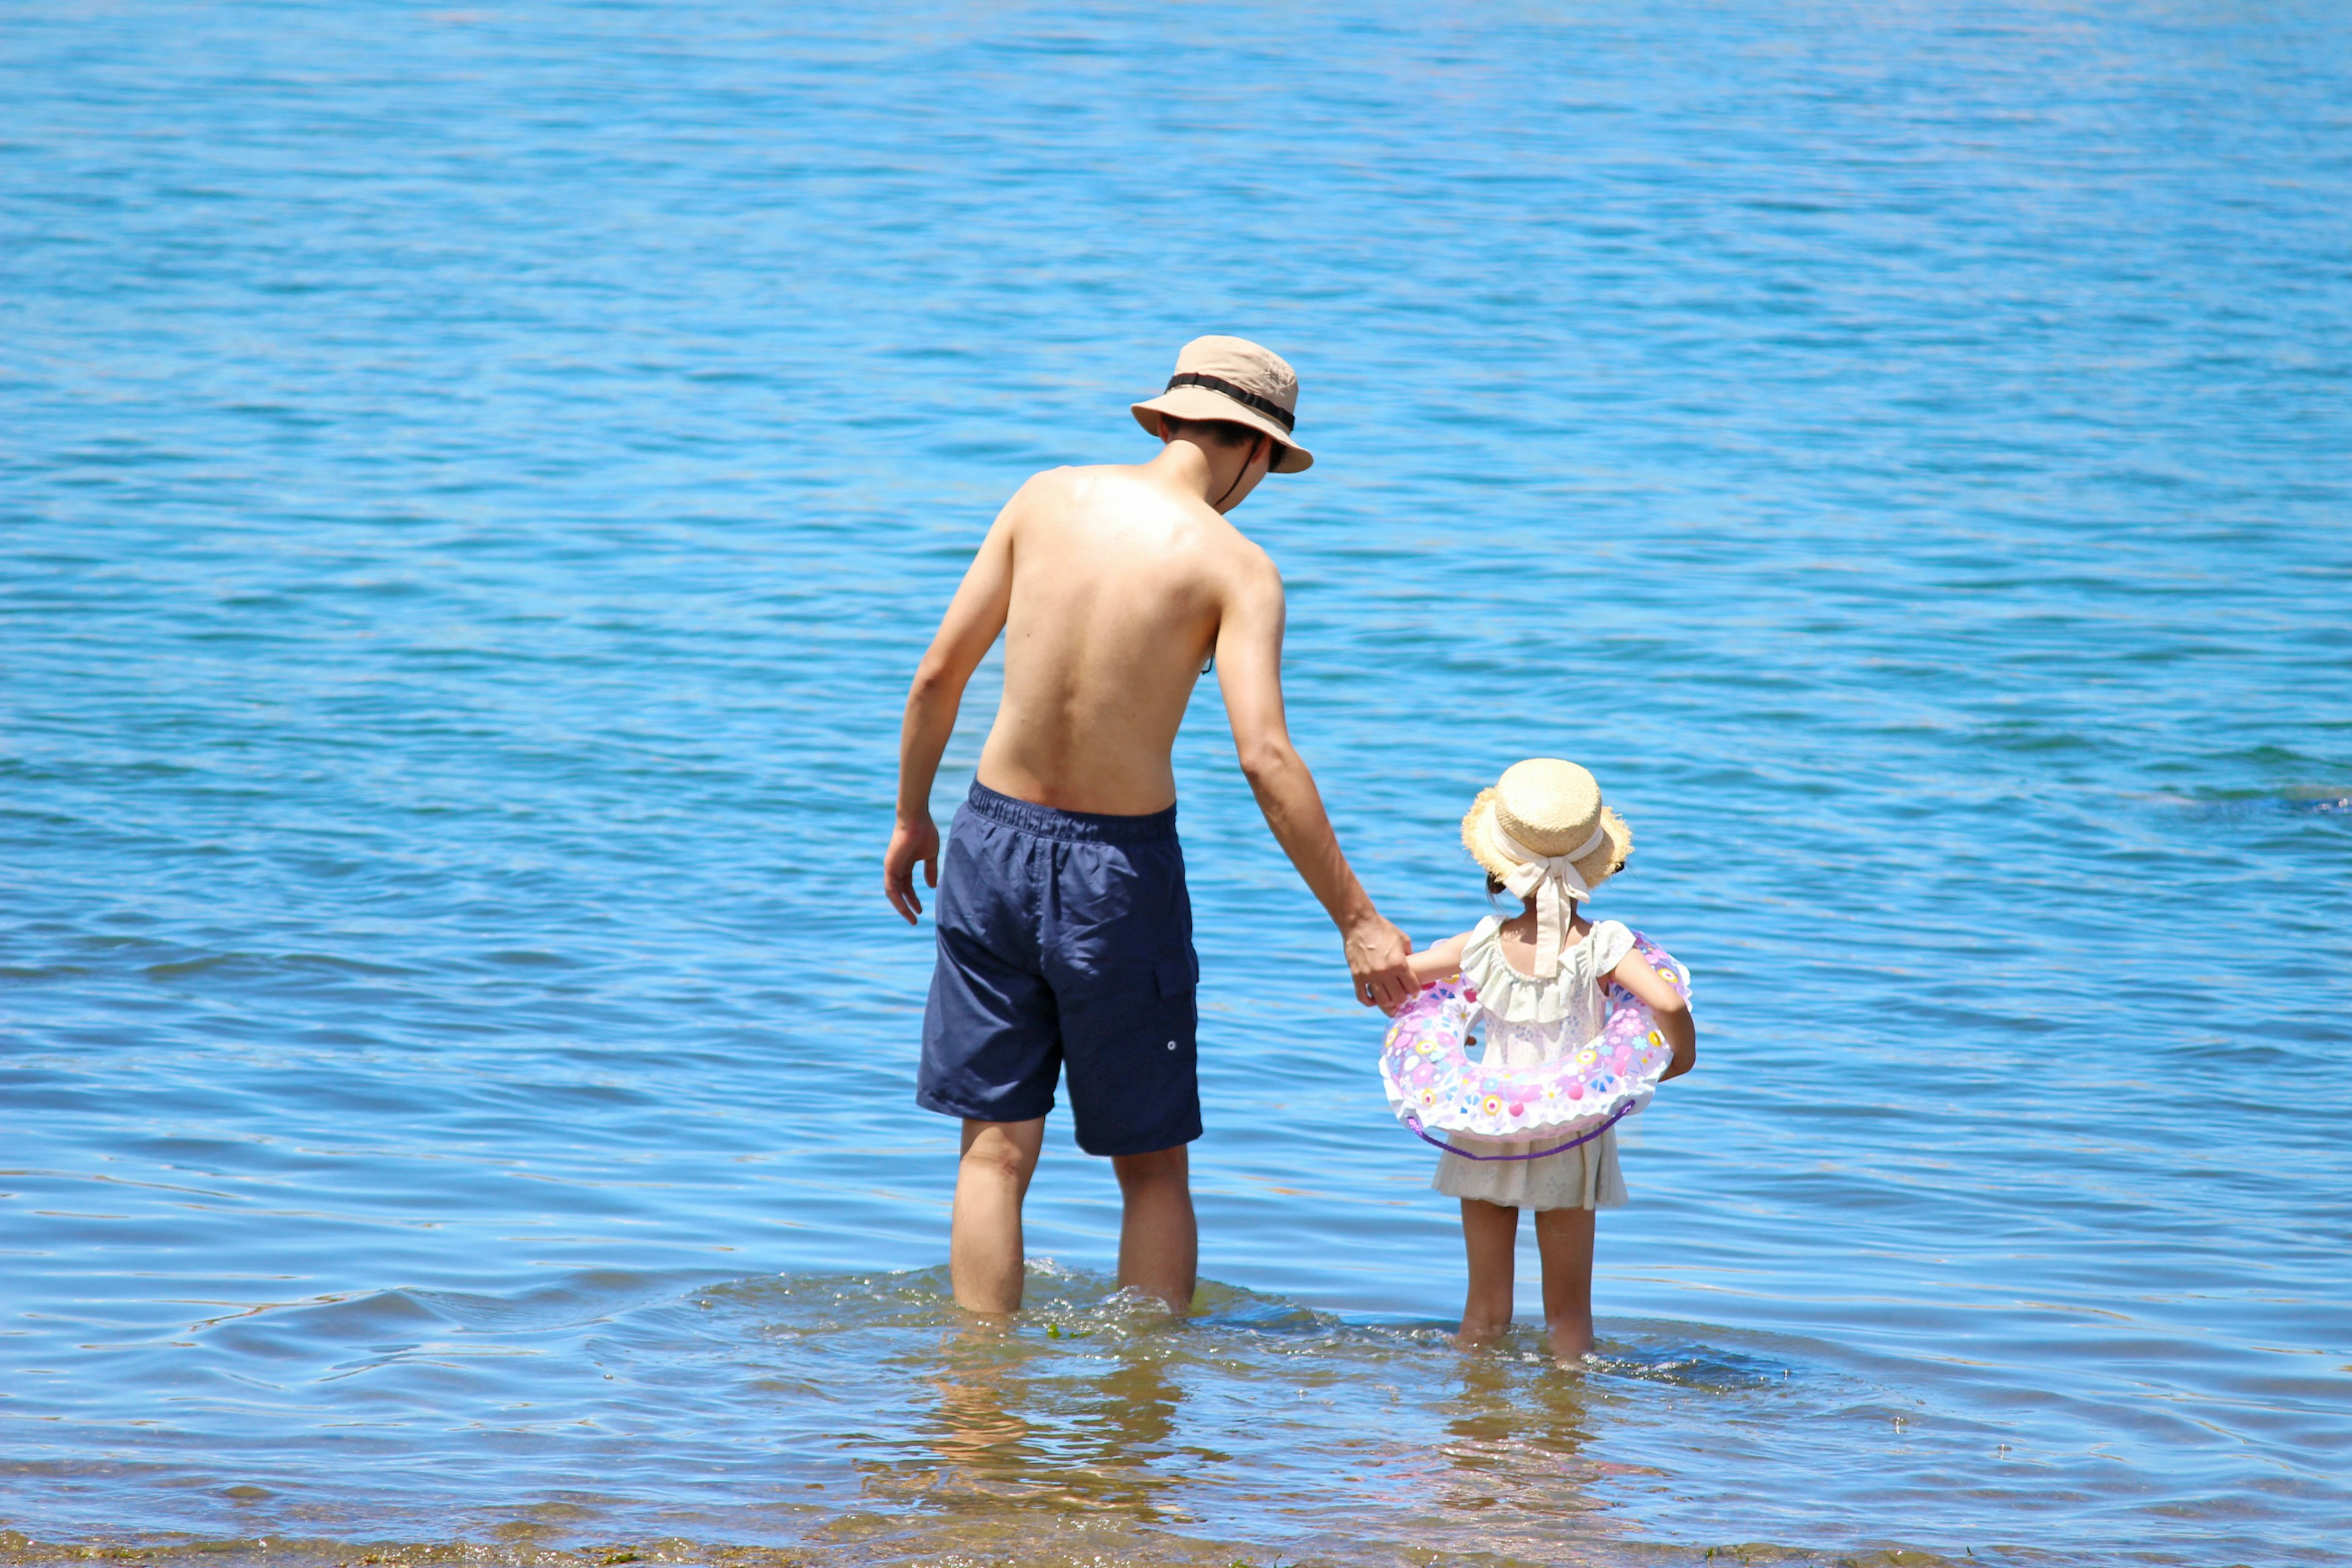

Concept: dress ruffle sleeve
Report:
left=1588, top=919, right=1636, bottom=982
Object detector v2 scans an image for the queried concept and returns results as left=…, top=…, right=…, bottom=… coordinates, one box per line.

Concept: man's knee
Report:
left=1110, top=1143, right=1189, bottom=1193
left=959, top=1118, right=1044, bottom=1187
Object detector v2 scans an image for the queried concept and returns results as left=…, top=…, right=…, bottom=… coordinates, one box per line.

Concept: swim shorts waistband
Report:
left=963, top=781, right=1178, bottom=845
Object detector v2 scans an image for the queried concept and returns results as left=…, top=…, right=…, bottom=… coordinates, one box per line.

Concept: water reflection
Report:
left=922, top=1326, right=1036, bottom=1478
left=1439, top=1344, right=1600, bottom=1502
left=893, top=1306, right=1188, bottom=1522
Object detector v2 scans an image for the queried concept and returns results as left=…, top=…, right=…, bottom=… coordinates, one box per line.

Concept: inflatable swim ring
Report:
left=1379, top=932, right=1691, bottom=1159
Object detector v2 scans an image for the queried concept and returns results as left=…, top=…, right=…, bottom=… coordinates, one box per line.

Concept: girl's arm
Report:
left=1610, top=951, right=1697, bottom=1080
left=1406, top=930, right=1473, bottom=989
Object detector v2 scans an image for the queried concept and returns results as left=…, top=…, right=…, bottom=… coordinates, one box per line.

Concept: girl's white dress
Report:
left=1433, top=915, right=1635, bottom=1212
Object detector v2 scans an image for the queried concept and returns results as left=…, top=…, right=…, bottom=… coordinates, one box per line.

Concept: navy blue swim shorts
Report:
left=917, top=781, right=1201, bottom=1157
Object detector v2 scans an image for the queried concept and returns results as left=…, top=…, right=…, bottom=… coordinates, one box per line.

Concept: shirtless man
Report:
left=883, top=336, right=1416, bottom=1316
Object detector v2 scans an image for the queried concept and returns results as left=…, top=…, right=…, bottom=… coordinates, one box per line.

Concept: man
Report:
left=883, top=336, right=1415, bottom=1315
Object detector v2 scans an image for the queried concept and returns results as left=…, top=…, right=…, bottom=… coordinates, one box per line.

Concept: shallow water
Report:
left=4, top=1, right=2350, bottom=1565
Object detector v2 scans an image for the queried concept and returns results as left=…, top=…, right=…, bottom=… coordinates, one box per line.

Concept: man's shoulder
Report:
left=1003, top=462, right=1198, bottom=527
left=1001, top=461, right=1131, bottom=518
left=1003, top=465, right=1278, bottom=579
left=1014, top=461, right=1128, bottom=492
left=1221, top=528, right=1281, bottom=586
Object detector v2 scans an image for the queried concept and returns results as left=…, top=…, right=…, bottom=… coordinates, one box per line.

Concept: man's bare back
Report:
left=976, top=462, right=1271, bottom=815
left=884, top=337, right=1412, bottom=1316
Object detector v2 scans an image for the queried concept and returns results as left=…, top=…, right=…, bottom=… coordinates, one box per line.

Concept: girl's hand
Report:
left=1405, top=931, right=1474, bottom=989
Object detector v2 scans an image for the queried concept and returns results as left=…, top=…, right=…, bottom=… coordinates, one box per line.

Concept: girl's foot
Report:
left=1455, top=1317, right=1510, bottom=1350
left=1545, top=1318, right=1594, bottom=1364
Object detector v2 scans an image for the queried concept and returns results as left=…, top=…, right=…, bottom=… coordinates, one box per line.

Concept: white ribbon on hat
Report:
left=1492, top=820, right=1607, bottom=981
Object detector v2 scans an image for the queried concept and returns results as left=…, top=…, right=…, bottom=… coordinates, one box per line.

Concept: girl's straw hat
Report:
left=1461, top=759, right=1633, bottom=979
left=1131, top=336, right=1315, bottom=473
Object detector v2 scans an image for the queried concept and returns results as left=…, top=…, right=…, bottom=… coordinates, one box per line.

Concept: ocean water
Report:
left=4, top=1, right=2350, bottom=1564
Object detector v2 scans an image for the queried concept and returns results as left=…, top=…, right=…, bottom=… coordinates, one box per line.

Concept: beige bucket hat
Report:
left=1131, top=335, right=1314, bottom=473
left=1461, top=759, right=1634, bottom=979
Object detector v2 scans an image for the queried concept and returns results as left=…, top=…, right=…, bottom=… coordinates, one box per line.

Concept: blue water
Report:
left=4, top=2, right=2350, bottom=1564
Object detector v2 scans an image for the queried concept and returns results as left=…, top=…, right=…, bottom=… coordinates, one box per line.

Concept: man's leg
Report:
left=952, top=1117, right=1045, bottom=1313
left=1110, top=1144, right=1195, bottom=1313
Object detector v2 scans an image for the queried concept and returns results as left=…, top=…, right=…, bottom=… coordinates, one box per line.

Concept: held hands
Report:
left=884, top=813, right=940, bottom=924
left=1344, top=913, right=1415, bottom=1014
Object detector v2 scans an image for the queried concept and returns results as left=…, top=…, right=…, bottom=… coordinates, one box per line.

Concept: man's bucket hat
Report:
left=1131, top=335, right=1314, bottom=473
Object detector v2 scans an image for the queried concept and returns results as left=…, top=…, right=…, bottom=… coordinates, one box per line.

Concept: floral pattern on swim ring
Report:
left=1376, top=931, right=1690, bottom=1145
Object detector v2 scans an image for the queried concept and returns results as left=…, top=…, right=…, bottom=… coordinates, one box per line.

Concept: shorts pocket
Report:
left=1155, top=950, right=1199, bottom=998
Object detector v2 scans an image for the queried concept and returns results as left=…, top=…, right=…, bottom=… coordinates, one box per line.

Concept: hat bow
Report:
left=1492, top=821, right=1606, bottom=980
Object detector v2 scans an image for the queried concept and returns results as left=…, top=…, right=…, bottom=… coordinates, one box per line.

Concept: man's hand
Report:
left=1344, top=913, right=1415, bottom=1012
left=885, top=813, right=941, bottom=924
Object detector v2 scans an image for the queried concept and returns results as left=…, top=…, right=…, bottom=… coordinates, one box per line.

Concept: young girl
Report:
left=1405, top=758, right=1697, bottom=1363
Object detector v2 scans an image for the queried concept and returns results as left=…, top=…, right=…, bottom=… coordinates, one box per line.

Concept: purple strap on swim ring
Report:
left=1402, top=1101, right=1633, bottom=1161
left=1379, top=932, right=1689, bottom=1162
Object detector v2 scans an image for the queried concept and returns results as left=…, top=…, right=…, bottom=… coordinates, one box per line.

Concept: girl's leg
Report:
left=1532, top=1205, right=1597, bottom=1362
left=1458, top=1199, right=1519, bottom=1346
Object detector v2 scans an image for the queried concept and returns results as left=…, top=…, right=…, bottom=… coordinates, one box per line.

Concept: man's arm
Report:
left=1215, top=554, right=1415, bottom=1009
left=884, top=498, right=1018, bottom=924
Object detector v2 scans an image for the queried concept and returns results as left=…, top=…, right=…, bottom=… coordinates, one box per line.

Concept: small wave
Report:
left=2146, top=788, right=2352, bottom=817
left=138, top=951, right=421, bottom=981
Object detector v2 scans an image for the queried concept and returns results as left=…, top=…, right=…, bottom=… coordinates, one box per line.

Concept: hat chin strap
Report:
left=1210, top=433, right=1267, bottom=510
left=1493, top=821, right=1606, bottom=980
